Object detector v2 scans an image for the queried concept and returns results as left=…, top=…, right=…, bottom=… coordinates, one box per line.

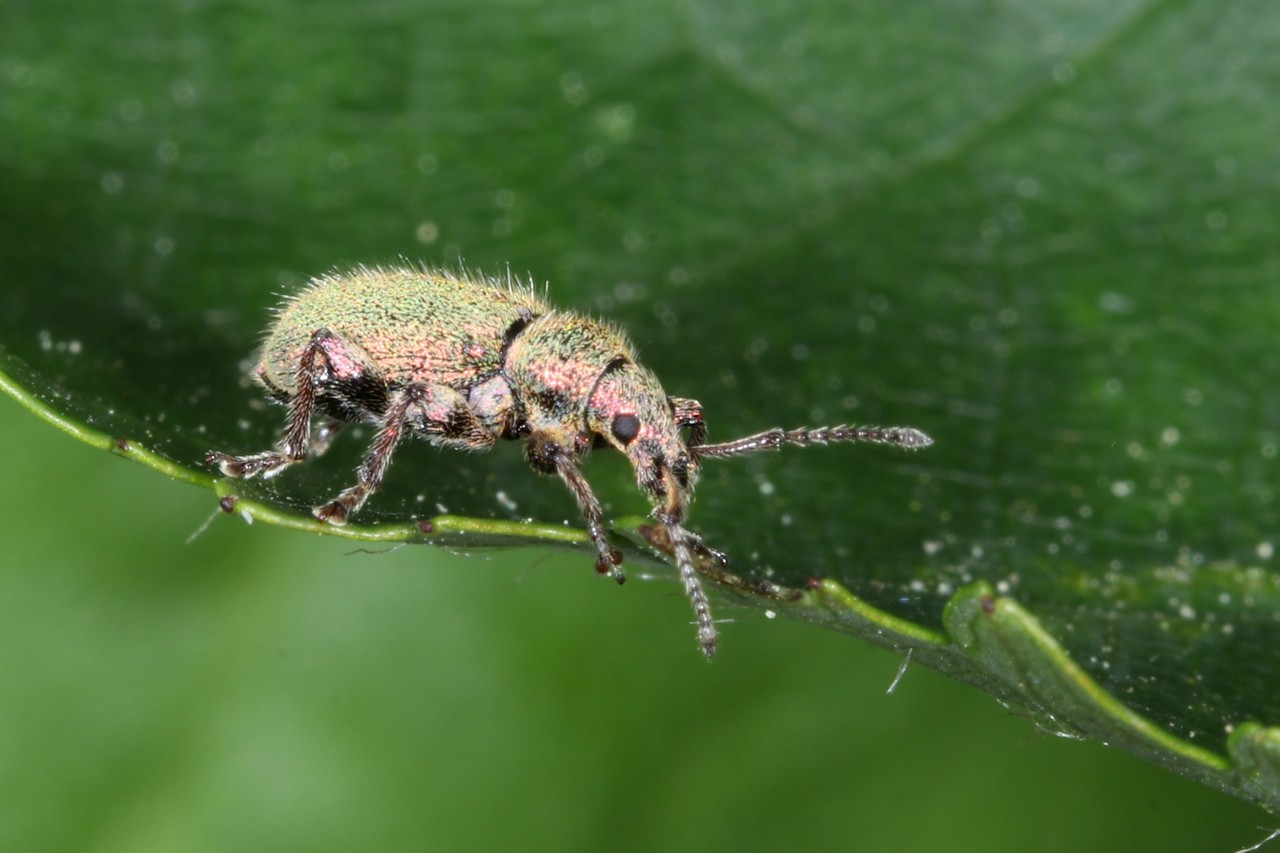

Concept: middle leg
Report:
left=314, top=383, right=496, bottom=525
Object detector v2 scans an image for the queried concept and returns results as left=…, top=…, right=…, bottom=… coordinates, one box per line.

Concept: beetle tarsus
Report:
left=312, top=500, right=349, bottom=525
left=205, top=449, right=294, bottom=480
left=594, top=548, right=625, bottom=584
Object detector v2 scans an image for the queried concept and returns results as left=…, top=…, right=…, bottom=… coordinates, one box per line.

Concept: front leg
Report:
left=550, top=453, right=624, bottom=583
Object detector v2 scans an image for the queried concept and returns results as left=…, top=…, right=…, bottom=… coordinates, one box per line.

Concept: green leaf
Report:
left=3, top=0, right=1278, bottom=836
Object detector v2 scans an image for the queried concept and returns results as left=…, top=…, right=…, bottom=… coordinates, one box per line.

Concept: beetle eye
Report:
left=611, top=413, right=641, bottom=445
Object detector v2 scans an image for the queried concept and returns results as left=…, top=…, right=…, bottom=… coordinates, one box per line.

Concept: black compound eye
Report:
left=611, top=413, right=641, bottom=445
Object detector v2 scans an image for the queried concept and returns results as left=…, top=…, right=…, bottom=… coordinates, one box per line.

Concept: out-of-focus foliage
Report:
left=2, top=0, right=1277, bottom=847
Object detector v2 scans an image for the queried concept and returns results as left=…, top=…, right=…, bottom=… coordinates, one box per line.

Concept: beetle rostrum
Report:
left=206, top=266, right=932, bottom=658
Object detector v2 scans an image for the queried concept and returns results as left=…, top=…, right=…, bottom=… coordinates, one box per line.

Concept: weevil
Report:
left=206, top=266, right=932, bottom=657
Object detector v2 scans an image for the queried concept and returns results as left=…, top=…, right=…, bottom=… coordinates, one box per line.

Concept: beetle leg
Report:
left=312, top=383, right=426, bottom=524
left=314, top=383, right=497, bottom=525
left=669, top=525, right=717, bottom=659
left=552, top=454, right=624, bottom=583
left=693, top=424, right=932, bottom=459
left=206, top=328, right=358, bottom=479
left=670, top=396, right=706, bottom=449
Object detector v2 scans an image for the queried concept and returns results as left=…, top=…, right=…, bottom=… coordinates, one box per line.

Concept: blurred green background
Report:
left=2, top=0, right=1278, bottom=849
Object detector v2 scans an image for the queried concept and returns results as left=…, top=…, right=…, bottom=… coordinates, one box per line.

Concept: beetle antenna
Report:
left=670, top=523, right=717, bottom=659
left=692, top=424, right=931, bottom=460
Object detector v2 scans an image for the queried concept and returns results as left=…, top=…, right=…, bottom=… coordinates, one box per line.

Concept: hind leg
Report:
left=205, top=328, right=379, bottom=479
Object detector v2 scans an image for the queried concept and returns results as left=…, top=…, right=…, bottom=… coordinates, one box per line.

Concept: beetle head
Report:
left=586, top=361, right=697, bottom=523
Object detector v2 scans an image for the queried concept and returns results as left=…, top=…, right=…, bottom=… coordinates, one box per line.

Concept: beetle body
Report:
left=258, top=269, right=544, bottom=436
left=208, top=265, right=931, bottom=658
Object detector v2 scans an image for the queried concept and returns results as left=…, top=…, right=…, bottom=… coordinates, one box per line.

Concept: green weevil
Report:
left=206, top=265, right=932, bottom=658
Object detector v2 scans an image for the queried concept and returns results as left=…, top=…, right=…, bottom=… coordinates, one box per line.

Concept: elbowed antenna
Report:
left=692, top=424, right=932, bottom=460
left=668, top=525, right=718, bottom=659
left=670, top=423, right=929, bottom=658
